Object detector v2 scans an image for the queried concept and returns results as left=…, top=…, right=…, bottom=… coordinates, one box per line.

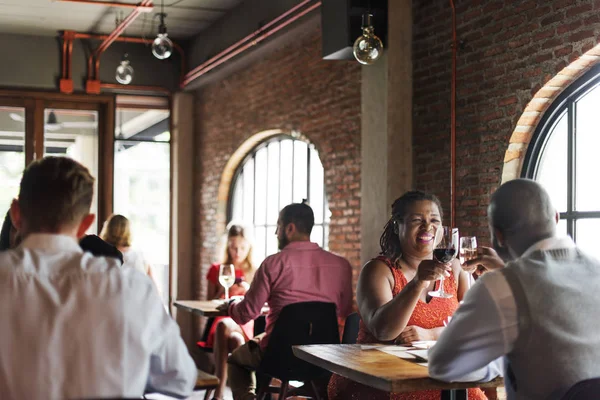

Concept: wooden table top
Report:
left=293, top=344, right=503, bottom=393
left=174, top=300, right=269, bottom=318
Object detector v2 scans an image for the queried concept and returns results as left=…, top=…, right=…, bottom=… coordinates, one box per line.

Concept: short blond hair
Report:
left=100, top=214, right=132, bottom=247
left=19, top=156, right=94, bottom=231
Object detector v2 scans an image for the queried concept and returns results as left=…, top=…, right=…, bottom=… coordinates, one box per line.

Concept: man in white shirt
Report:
left=428, top=179, right=600, bottom=399
left=0, top=156, right=197, bottom=399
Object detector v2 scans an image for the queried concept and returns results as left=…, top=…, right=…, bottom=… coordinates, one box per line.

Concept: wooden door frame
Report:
left=0, top=90, right=115, bottom=227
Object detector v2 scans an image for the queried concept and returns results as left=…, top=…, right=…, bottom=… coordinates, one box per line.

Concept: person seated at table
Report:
left=205, top=223, right=257, bottom=400
left=100, top=214, right=155, bottom=279
left=222, top=201, right=353, bottom=400
left=0, top=210, right=20, bottom=250
left=428, top=179, right=600, bottom=399
left=0, top=156, right=196, bottom=398
left=328, top=190, right=486, bottom=400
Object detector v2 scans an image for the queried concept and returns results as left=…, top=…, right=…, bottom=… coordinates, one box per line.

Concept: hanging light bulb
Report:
left=116, top=53, right=134, bottom=85
left=152, top=12, right=173, bottom=60
left=353, top=13, right=383, bottom=65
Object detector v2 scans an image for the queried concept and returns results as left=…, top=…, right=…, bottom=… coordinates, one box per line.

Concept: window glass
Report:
left=575, top=83, right=600, bottom=211
left=536, top=111, right=567, bottom=213
left=0, top=107, right=25, bottom=217
left=113, top=108, right=170, bottom=306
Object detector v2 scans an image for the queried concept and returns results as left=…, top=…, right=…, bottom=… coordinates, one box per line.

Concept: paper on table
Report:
left=360, top=345, right=382, bottom=350
left=377, top=347, right=417, bottom=359
left=411, top=341, right=436, bottom=349
left=406, top=349, right=429, bottom=361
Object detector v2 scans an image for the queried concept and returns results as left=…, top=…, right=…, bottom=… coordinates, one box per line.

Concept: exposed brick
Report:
left=414, top=0, right=600, bottom=238
left=194, top=27, right=361, bottom=301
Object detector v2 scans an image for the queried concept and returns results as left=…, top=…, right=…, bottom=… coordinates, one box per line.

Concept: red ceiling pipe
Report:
left=60, top=30, right=76, bottom=93
left=76, top=32, right=186, bottom=86
left=86, top=0, right=153, bottom=93
left=56, top=0, right=153, bottom=10
left=183, top=0, right=316, bottom=86
left=449, top=0, right=457, bottom=229
left=183, top=1, right=321, bottom=87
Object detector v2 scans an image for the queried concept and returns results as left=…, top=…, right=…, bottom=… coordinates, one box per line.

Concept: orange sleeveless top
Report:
left=328, top=256, right=487, bottom=400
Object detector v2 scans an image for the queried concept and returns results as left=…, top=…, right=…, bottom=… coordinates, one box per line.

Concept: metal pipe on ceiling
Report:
left=182, top=0, right=321, bottom=87
left=450, top=0, right=457, bottom=229
left=87, top=0, right=153, bottom=82
left=55, top=0, right=154, bottom=11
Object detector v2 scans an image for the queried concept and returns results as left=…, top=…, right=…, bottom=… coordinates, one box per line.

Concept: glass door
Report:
left=43, top=108, right=99, bottom=233
left=0, top=106, right=26, bottom=217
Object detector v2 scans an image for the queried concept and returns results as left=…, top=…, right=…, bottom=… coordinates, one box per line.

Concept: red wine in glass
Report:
left=429, top=227, right=458, bottom=299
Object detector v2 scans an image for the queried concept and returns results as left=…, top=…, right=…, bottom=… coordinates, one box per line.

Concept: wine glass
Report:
left=428, top=226, right=458, bottom=299
left=459, top=236, right=478, bottom=265
left=218, top=264, right=235, bottom=301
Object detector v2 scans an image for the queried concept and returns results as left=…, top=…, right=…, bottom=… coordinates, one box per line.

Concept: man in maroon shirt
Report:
left=221, top=201, right=353, bottom=400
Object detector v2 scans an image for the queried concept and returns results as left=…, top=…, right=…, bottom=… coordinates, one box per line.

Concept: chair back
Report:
left=561, top=377, right=600, bottom=400
left=259, top=301, right=340, bottom=381
left=341, top=312, right=360, bottom=344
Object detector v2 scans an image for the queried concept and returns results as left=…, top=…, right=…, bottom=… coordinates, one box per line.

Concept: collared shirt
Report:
left=0, top=233, right=197, bottom=399
left=428, top=236, right=575, bottom=384
left=228, top=241, right=353, bottom=350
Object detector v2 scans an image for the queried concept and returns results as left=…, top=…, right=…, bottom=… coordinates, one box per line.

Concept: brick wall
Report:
left=413, top=0, right=600, bottom=244
left=193, top=26, right=361, bottom=300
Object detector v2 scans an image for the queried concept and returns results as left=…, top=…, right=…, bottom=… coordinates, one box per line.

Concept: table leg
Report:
left=441, top=389, right=467, bottom=400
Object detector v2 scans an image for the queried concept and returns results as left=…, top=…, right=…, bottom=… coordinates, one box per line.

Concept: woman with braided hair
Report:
left=328, top=191, right=486, bottom=399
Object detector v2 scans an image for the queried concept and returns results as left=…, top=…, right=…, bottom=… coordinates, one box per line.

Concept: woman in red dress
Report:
left=328, top=191, right=487, bottom=400
left=205, top=224, right=257, bottom=400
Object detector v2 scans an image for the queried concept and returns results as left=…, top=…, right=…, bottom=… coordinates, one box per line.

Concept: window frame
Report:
left=227, top=134, right=330, bottom=257
left=0, top=90, right=115, bottom=227
left=522, top=63, right=600, bottom=240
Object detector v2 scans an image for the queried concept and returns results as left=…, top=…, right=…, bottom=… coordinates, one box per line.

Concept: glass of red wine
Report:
left=428, top=226, right=458, bottom=299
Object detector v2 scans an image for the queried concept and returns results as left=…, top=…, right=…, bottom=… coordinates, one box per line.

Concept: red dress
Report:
left=327, top=256, right=487, bottom=400
left=203, top=263, right=254, bottom=347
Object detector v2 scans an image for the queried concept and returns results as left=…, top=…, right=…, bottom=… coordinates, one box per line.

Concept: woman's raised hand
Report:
left=415, top=259, right=451, bottom=284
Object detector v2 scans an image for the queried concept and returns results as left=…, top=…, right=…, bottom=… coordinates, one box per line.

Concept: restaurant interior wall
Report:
left=0, top=33, right=180, bottom=92
left=193, top=24, right=361, bottom=306
left=412, top=0, right=600, bottom=244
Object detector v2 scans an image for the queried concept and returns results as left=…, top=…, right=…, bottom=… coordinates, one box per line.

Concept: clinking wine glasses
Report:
left=429, top=226, right=459, bottom=299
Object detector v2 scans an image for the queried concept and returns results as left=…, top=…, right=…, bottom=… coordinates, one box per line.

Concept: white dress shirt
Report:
left=0, top=234, right=197, bottom=399
left=428, top=236, right=575, bottom=384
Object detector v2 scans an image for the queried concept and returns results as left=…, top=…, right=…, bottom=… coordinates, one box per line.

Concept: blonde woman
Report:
left=100, top=214, right=154, bottom=279
left=204, top=224, right=257, bottom=400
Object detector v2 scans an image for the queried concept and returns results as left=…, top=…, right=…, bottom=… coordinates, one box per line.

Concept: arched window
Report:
left=229, top=135, right=330, bottom=263
left=522, top=64, right=600, bottom=254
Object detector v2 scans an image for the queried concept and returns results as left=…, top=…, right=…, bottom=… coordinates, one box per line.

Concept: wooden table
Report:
left=293, top=344, right=503, bottom=399
left=174, top=300, right=269, bottom=318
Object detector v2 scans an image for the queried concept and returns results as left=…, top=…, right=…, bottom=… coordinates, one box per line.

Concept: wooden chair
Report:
left=256, top=301, right=340, bottom=400
left=194, top=369, right=220, bottom=400
left=561, top=377, right=600, bottom=400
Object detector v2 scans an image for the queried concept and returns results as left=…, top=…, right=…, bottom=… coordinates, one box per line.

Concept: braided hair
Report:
left=379, top=190, right=443, bottom=265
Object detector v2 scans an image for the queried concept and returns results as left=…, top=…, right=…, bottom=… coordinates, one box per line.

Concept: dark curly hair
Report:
left=379, top=190, right=443, bottom=264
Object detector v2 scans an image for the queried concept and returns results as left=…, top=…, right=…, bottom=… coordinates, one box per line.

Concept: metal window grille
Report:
left=228, top=135, right=330, bottom=264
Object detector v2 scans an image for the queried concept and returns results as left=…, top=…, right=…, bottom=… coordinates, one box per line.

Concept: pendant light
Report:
left=116, top=53, right=134, bottom=84
left=152, top=0, right=173, bottom=60
left=353, top=13, right=383, bottom=65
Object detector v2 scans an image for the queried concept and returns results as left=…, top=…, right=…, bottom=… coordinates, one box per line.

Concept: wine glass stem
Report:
left=225, top=287, right=229, bottom=300
left=438, top=276, right=446, bottom=295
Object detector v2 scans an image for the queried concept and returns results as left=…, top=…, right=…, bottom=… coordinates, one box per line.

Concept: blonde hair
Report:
left=100, top=214, right=132, bottom=247
left=221, top=224, right=255, bottom=275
